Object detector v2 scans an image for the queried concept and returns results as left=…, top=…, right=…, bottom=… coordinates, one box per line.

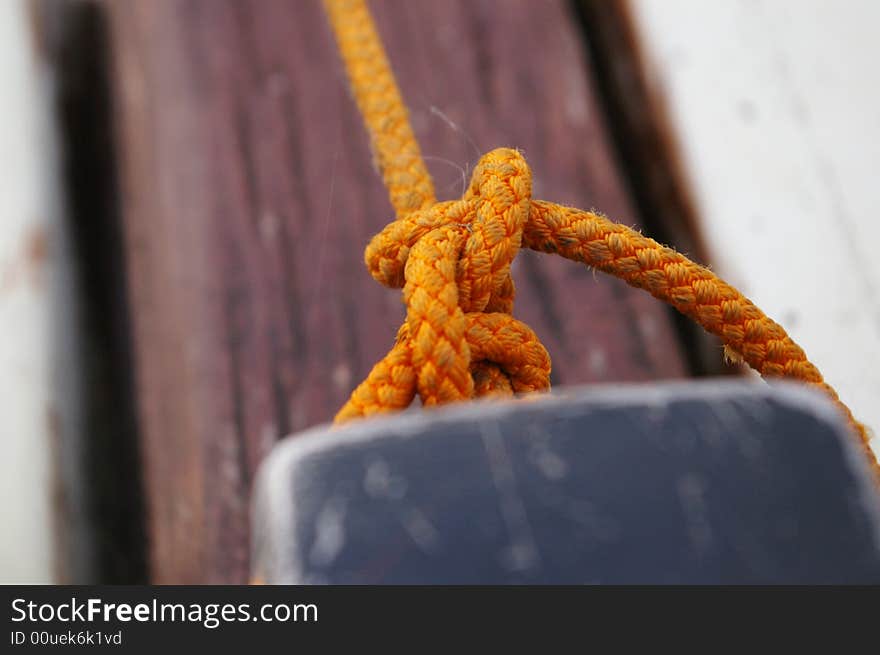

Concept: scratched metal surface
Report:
left=253, top=381, right=880, bottom=584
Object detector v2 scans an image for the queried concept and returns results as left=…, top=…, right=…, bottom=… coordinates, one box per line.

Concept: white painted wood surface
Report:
left=0, top=0, right=81, bottom=582
left=628, top=0, right=880, bottom=460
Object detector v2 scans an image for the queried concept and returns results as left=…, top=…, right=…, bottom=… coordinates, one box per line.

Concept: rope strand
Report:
left=323, top=0, right=877, bottom=472
left=322, top=0, right=434, bottom=216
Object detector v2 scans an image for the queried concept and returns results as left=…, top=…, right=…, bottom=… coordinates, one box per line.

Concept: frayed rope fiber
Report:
left=322, top=0, right=877, bottom=473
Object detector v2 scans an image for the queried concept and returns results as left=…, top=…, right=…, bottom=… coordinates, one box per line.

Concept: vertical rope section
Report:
left=323, top=0, right=435, bottom=217
left=322, top=0, right=877, bottom=473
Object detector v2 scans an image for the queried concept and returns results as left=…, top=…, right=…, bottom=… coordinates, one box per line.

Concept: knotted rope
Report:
left=323, top=0, right=877, bottom=472
left=336, top=148, right=551, bottom=421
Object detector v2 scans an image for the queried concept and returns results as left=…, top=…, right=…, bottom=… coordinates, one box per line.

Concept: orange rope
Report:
left=322, top=0, right=877, bottom=471
left=322, top=0, right=434, bottom=217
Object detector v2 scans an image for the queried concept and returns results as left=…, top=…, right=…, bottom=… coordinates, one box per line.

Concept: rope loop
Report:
left=324, top=0, right=877, bottom=475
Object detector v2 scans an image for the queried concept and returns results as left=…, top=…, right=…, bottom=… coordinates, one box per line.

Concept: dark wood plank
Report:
left=106, top=0, right=688, bottom=583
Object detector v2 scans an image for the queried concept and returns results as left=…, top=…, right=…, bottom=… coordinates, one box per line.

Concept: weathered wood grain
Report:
left=106, top=0, right=688, bottom=582
left=51, top=0, right=148, bottom=583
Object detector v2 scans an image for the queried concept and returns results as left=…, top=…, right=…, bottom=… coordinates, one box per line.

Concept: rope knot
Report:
left=327, top=0, right=876, bottom=471
left=338, top=148, right=551, bottom=419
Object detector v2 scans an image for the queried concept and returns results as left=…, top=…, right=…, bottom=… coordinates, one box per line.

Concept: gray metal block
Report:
left=251, top=381, right=880, bottom=584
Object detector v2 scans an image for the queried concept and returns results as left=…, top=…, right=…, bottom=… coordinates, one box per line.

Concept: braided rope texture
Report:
left=322, top=0, right=435, bottom=217
left=323, top=0, right=876, bottom=471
